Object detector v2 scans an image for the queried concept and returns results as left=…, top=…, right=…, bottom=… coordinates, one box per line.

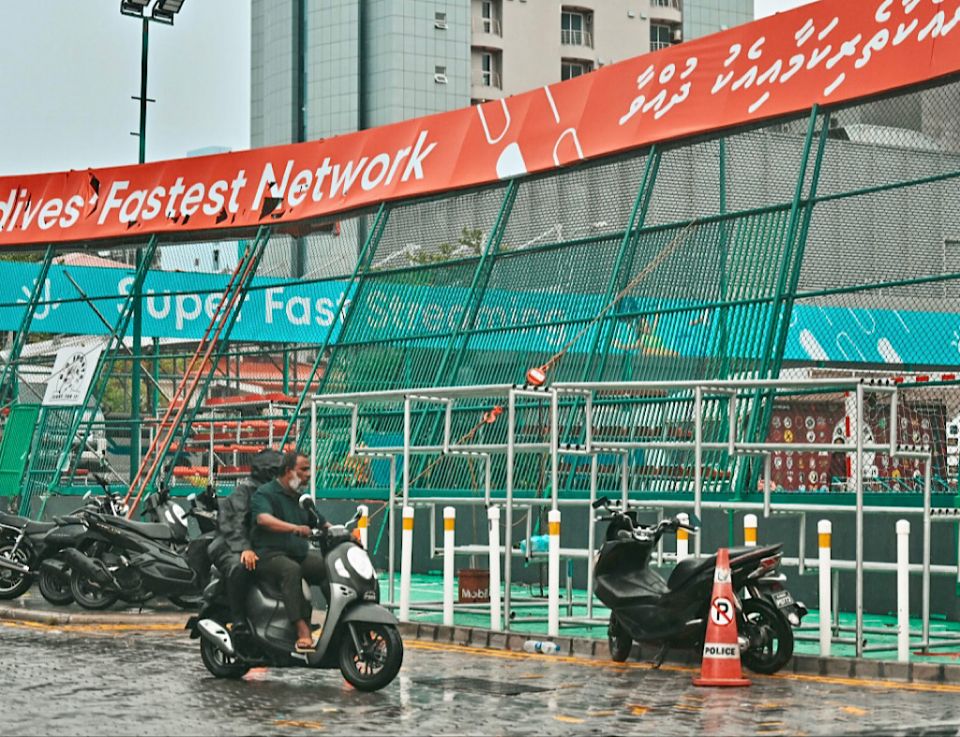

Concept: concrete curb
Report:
left=0, top=605, right=186, bottom=627
left=4, top=606, right=957, bottom=685
left=401, top=622, right=960, bottom=686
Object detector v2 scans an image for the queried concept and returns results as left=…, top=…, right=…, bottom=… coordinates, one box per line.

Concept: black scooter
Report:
left=592, top=497, right=806, bottom=674
left=186, top=495, right=403, bottom=692
left=0, top=485, right=126, bottom=604
left=64, top=486, right=217, bottom=610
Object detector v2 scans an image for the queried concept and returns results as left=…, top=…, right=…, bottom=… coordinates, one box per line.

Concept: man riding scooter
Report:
left=207, top=448, right=284, bottom=632
left=250, top=451, right=330, bottom=652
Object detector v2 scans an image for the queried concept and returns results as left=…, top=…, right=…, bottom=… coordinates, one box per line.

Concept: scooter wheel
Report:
left=69, top=567, right=119, bottom=610
left=199, top=636, right=250, bottom=679
left=0, top=545, right=33, bottom=600
left=740, top=598, right=794, bottom=675
left=339, top=623, right=403, bottom=692
left=38, top=567, right=74, bottom=606
left=608, top=614, right=633, bottom=663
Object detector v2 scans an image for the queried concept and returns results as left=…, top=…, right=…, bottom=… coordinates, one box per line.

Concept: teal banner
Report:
left=2, top=261, right=959, bottom=368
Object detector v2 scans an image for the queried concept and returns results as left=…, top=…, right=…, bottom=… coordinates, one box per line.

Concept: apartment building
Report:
left=251, top=0, right=755, bottom=148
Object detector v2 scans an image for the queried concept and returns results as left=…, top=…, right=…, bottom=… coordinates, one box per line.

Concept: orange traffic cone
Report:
left=692, top=547, right=751, bottom=687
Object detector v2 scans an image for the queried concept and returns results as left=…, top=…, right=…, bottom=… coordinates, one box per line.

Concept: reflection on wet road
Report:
left=3, top=622, right=960, bottom=736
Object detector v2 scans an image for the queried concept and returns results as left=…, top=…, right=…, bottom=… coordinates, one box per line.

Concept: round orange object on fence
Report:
left=526, top=366, right=547, bottom=386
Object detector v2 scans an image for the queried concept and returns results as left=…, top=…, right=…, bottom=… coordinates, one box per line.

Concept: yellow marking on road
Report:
left=629, top=705, right=649, bottom=716
left=407, top=640, right=960, bottom=694
left=1, top=620, right=181, bottom=635
left=274, top=719, right=325, bottom=731
left=841, top=706, right=868, bottom=716
left=10, top=621, right=960, bottom=696
left=588, top=710, right=617, bottom=717
left=553, top=715, right=584, bottom=724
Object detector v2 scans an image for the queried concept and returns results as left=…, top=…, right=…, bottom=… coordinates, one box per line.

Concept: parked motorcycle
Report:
left=592, top=497, right=806, bottom=675
left=64, top=484, right=218, bottom=611
left=0, top=485, right=126, bottom=603
left=186, top=495, right=403, bottom=692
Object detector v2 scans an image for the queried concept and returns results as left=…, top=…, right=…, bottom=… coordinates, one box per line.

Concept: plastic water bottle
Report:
left=522, top=640, right=561, bottom=655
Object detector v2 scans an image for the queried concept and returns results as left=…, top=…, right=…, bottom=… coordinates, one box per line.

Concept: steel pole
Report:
left=855, top=383, right=864, bottom=657
left=130, top=17, right=149, bottom=484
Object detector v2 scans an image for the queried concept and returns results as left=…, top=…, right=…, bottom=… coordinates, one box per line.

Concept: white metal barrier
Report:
left=308, top=378, right=959, bottom=659
left=818, top=519, right=832, bottom=657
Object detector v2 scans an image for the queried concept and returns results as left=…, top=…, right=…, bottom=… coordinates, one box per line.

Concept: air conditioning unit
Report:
left=672, top=27, right=683, bottom=42
left=434, top=73, right=449, bottom=84
left=434, top=19, right=448, bottom=29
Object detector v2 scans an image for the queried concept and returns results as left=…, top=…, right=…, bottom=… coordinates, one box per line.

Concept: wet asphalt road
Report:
left=3, top=622, right=960, bottom=736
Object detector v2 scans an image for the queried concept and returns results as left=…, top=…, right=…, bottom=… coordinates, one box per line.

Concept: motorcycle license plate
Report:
left=772, top=590, right=795, bottom=609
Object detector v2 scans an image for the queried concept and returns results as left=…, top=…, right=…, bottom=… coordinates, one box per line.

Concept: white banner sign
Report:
left=42, top=344, right=104, bottom=407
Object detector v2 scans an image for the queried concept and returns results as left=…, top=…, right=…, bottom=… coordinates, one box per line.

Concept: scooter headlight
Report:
left=345, top=546, right=375, bottom=579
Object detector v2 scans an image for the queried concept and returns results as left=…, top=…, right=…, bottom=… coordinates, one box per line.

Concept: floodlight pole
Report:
left=130, top=16, right=150, bottom=484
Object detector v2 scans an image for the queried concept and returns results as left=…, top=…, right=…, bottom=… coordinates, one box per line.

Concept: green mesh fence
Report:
left=2, top=76, right=960, bottom=503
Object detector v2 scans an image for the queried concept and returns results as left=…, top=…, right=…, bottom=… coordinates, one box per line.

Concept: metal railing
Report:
left=472, top=16, right=502, bottom=36
left=561, top=29, right=593, bottom=48
left=472, top=71, right=502, bottom=89
left=309, top=377, right=960, bottom=659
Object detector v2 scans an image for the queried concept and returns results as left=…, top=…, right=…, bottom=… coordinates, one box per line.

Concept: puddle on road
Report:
left=414, top=676, right=554, bottom=696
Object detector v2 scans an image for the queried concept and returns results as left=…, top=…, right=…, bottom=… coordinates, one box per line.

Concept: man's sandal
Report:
left=294, top=637, right=316, bottom=652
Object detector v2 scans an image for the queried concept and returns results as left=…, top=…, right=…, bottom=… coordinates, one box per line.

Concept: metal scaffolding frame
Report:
left=310, top=377, right=958, bottom=657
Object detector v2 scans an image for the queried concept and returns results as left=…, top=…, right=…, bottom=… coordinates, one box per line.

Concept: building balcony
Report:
left=649, top=0, right=682, bottom=24
left=561, top=29, right=593, bottom=48
left=472, top=16, right=502, bottom=37
left=471, top=71, right=504, bottom=100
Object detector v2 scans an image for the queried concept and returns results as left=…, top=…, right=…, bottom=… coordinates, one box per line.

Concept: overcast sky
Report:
left=0, top=0, right=813, bottom=178
left=0, top=1, right=250, bottom=176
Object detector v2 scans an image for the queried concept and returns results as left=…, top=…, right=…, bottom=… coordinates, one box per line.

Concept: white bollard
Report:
left=744, top=513, right=758, bottom=547
left=488, top=505, right=502, bottom=631
left=357, top=504, right=369, bottom=549
left=896, top=519, right=911, bottom=663
left=676, top=512, right=690, bottom=562
left=818, top=520, right=832, bottom=657
left=443, top=506, right=455, bottom=627
left=399, top=505, right=414, bottom=622
left=548, top=509, right=561, bottom=637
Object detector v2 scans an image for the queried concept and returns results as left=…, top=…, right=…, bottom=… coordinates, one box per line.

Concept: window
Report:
left=650, top=23, right=673, bottom=51
left=434, top=11, right=447, bottom=29
left=561, top=10, right=591, bottom=46
left=481, top=53, right=493, bottom=86
left=434, top=65, right=448, bottom=84
left=475, top=50, right=501, bottom=88
left=477, top=0, right=501, bottom=35
left=561, top=59, right=590, bottom=81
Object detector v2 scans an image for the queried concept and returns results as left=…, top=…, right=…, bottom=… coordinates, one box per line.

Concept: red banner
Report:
left=2, top=0, right=959, bottom=248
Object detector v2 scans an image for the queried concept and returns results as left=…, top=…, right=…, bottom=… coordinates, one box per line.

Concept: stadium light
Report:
left=119, top=0, right=186, bottom=25
left=152, top=0, right=186, bottom=25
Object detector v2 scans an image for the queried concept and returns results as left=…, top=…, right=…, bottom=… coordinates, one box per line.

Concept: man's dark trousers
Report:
left=256, top=552, right=327, bottom=622
left=209, top=540, right=254, bottom=620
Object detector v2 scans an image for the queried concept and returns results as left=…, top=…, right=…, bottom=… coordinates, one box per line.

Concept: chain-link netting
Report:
left=3, top=75, right=960, bottom=499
